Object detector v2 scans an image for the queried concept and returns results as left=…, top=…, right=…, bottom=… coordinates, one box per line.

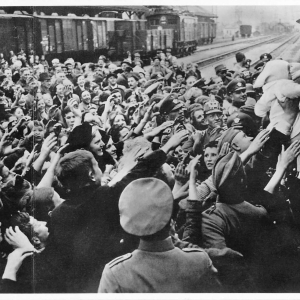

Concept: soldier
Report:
left=226, top=78, right=247, bottom=115
left=99, top=178, right=219, bottom=293
left=215, top=64, right=231, bottom=86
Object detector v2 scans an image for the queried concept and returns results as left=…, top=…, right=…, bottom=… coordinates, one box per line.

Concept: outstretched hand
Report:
left=276, top=141, right=300, bottom=172
left=247, top=129, right=270, bottom=155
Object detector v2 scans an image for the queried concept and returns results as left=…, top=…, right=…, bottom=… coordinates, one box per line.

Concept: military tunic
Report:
left=99, top=237, right=218, bottom=293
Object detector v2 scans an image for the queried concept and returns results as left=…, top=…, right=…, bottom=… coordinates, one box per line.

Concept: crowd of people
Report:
left=0, top=47, right=300, bottom=293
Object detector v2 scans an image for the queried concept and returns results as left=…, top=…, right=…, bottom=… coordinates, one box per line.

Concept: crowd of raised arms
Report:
left=0, top=48, right=300, bottom=293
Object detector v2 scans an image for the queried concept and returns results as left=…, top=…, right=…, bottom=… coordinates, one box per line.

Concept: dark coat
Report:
left=38, top=149, right=167, bottom=293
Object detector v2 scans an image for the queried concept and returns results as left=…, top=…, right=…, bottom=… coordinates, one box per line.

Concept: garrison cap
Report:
left=226, top=78, right=246, bottom=94
left=215, top=64, right=227, bottom=74
left=159, top=94, right=183, bottom=115
left=119, top=178, right=173, bottom=236
left=203, top=100, right=222, bottom=115
left=217, top=127, right=241, bottom=153
left=227, top=111, right=257, bottom=137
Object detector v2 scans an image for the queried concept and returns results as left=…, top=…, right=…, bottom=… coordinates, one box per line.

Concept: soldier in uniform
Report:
left=99, top=177, right=220, bottom=293
left=215, top=64, right=231, bottom=86
left=189, top=100, right=224, bottom=155
left=226, top=78, right=247, bottom=115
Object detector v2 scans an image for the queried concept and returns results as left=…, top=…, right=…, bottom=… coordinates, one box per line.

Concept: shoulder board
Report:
left=108, top=253, right=132, bottom=268
left=182, top=248, right=204, bottom=253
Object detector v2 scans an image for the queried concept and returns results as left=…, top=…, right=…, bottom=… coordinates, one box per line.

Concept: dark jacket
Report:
left=38, top=149, right=167, bottom=293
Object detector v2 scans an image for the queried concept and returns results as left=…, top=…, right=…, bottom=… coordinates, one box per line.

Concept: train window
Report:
left=55, top=20, right=63, bottom=53
left=40, top=19, right=49, bottom=54
left=63, top=20, right=78, bottom=51
left=82, top=21, right=88, bottom=51
left=91, top=21, right=98, bottom=49
left=25, top=20, right=33, bottom=53
left=15, top=20, right=26, bottom=53
left=77, top=22, right=83, bottom=51
left=48, top=23, right=56, bottom=53
left=99, top=21, right=107, bottom=48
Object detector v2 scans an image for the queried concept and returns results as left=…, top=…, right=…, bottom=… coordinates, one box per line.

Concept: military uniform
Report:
left=99, top=237, right=218, bottom=293
left=99, top=178, right=220, bottom=293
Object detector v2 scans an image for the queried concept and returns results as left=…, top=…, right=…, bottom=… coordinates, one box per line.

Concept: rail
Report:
left=195, top=34, right=296, bottom=69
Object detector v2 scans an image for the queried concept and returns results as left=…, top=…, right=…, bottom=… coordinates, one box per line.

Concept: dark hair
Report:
left=89, top=63, right=95, bottom=71
left=110, top=124, right=123, bottom=143
left=204, top=140, right=219, bottom=150
left=1, top=176, right=33, bottom=214
left=10, top=212, right=33, bottom=240
left=236, top=52, right=246, bottom=63
left=55, top=150, right=95, bottom=190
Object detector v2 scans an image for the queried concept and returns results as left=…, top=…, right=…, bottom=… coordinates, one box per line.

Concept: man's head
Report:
left=227, top=78, right=247, bottom=108
left=186, top=76, right=197, bottom=89
left=189, top=104, right=205, bottom=130
left=21, top=68, right=30, bottom=81
left=128, top=74, right=140, bottom=90
left=215, top=64, right=227, bottom=80
left=10, top=212, right=49, bottom=249
left=175, top=71, right=185, bottom=85
left=56, top=149, right=102, bottom=191
left=42, top=93, right=53, bottom=107
left=153, top=56, right=161, bottom=66
left=203, top=101, right=223, bottom=129
left=77, top=75, right=85, bottom=86
left=236, top=52, right=246, bottom=64
left=160, top=94, right=184, bottom=121
left=107, top=73, right=117, bottom=86
left=217, top=127, right=253, bottom=155
left=56, top=84, right=64, bottom=97
left=4, top=68, right=12, bottom=79
left=119, top=178, right=173, bottom=240
left=56, top=71, right=66, bottom=83
left=51, top=58, right=60, bottom=68
left=81, top=90, right=91, bottom=104
left=39, top=73, right=51, bottom=89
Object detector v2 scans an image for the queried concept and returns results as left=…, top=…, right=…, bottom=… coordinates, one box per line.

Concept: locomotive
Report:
left=0, top=6, right=217, bottom=64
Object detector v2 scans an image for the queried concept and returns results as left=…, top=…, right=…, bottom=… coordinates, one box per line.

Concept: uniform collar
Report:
left=138, top=236, right=174, bottom=252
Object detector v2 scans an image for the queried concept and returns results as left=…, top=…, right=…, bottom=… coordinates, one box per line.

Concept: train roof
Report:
left=0, top=6, right=150, bottom=16
left=147, top=6, right=217, bottom=18
left=35, top=15, right=146, bottom=22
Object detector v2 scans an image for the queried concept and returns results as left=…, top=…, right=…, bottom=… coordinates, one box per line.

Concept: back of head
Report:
left=236, top=52, right=245, bottom=63
left=55, top=149, right=94, bottom=191
left=119, top=178, right=173, bottom=238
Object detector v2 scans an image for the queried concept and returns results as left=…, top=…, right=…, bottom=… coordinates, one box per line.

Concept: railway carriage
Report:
left=0, top=6, right=217, bottom=64
left=146, top=7, right=217, bottom=58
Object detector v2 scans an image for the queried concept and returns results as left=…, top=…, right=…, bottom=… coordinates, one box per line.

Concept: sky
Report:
left=204, top=6, right=300, bottom=28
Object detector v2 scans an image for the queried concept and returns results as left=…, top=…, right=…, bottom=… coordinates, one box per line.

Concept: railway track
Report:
left=251, top=33, right=300, bottom=66
left=195, top=34, right=296, bottom=70
left=195, top=35, right=272, bottom=54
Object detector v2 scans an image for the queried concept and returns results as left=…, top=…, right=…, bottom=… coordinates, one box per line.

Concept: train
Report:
left=0, top=6, right=217, bottom=64
left=146, top=7, right=217, bottom=57
left=240, top=25, right=252, bottom=38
